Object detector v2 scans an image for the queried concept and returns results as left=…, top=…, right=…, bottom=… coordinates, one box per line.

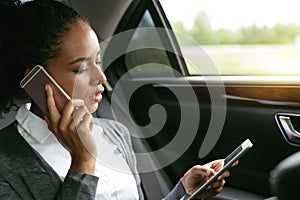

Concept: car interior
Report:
left=1, top=0, right=300, bottom=199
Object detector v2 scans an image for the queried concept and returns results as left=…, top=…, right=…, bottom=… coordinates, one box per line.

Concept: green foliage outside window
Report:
left=172, top=12, right=300, bottom=45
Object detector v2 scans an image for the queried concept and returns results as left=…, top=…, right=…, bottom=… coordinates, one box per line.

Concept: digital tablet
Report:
left=187, top=139, right=253, bottom=200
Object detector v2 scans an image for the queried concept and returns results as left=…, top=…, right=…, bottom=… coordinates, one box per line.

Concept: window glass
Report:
left=160, top=0, right=300, bottom=75
left=125, top=10, right=175, bottom=77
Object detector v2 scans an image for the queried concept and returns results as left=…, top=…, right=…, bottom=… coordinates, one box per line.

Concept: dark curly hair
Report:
left=0, top=0, right=88, bottom=116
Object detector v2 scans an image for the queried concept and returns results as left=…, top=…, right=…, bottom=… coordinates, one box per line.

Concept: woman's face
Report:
left=46, top=20, right=106, bottom=113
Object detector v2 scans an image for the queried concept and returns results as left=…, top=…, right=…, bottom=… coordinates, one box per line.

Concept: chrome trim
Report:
left=275, top=113, right=300, bottom=147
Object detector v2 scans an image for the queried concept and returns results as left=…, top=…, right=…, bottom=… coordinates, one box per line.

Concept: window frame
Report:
left=103, top=0, right=189, bottom=87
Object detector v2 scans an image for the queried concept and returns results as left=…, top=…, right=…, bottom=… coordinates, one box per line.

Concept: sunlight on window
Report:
left=160, top=0, right=300, bottom=75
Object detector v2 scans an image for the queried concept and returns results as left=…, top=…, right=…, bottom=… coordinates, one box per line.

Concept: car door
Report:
left=75, top=0, right=300, bottom=199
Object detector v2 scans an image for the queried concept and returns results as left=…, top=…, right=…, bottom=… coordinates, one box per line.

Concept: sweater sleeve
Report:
left=56, top=170, right=99, bottom=199
left=162, top=180, right=187, bottom=200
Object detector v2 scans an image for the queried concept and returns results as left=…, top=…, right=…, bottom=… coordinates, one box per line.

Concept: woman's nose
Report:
left=92, top=65, right=106, bottom=85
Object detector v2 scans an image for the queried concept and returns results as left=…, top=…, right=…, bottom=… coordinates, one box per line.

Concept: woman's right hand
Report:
left=44, top=84, right=97, bottom=175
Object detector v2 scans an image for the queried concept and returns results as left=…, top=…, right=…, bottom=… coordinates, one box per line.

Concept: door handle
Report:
left=275, top=113, right=300, bottom=146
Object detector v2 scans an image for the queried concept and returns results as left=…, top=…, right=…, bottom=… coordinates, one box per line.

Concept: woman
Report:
left=0, top=0, right=233, bottom=199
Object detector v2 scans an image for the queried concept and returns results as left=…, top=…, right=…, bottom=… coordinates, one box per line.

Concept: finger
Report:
left=78, top=113, right=96, bottom=155
left=207, top=178, right=226, bottom=189
left=232, top=160, right=239, bottom=167
left=43, top=115, right=51, bottom=128
left=206, top=185, right=224, bottom=195
left=72, top=106, right=89, bottom=125
left=59, top=99, right=84, bottom=128
left=45, top=84, right=61, bottom=128
left=211, top=159, right=224, bottom=172
left=76, top=114, right=95, bottom=144
left=217, top=170, right=230, bottom=181
left=77, top=113, right=93, bottom=132
left=89, top=115, right=94, bottom=131
left=191, top=165, right=216, bottom=178
left=199, top=185, right=224, bottom=200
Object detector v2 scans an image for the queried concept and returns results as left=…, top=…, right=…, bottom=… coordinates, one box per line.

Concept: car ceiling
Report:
left=65, top=0, right=134, bottom=41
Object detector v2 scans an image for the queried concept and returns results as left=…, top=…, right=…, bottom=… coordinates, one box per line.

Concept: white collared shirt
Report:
left=16, top=104, right=139, bottom=200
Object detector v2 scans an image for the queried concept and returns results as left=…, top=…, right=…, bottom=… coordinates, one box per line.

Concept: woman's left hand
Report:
left=181, top=159, right=238, bottom=199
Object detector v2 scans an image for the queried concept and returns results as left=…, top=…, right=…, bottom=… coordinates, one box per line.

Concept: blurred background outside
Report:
left=160, top=0, right=300, bottom=75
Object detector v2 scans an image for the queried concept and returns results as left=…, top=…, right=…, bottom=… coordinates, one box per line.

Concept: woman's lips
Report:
left=91, top=87, right=104, bottom=103
left=93, top=92, right=103, bottom=102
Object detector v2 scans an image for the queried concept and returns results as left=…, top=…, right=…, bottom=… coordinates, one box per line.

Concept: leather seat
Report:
left=269, top=151, right=300, bottom=200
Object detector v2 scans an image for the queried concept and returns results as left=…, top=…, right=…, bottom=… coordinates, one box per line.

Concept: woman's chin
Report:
left=87, top=103, right=99, bottom=114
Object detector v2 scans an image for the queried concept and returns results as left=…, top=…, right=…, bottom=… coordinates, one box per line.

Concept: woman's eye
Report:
left=96, top=61, right=103, bottom=70
left=96, top=61, right=102, bottom=66
left=73, top=68, right=88, bottom=73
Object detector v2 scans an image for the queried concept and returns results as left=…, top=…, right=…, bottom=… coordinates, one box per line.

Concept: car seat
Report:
left=269, top=150, right=300, bottom=200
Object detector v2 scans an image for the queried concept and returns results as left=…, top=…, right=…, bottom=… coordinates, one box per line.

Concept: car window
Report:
left=160, top=0, right=300, bottom=76
left=124, top=10, right=175, bottom=77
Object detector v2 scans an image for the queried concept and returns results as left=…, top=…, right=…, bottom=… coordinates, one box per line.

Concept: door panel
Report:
left=116, top=77, right=300, bottom=198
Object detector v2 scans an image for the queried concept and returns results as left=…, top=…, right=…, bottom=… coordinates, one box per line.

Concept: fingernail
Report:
left=72, top=99, right=84, bottom=103
left=72, top=99, right=84, bottom=106
left=45, top=84, right=49, bottom=92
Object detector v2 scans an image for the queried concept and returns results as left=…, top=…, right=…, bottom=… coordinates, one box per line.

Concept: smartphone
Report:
left=20, top=65, right=71, bottom=116
left=187, top=139, right=253, bottom=200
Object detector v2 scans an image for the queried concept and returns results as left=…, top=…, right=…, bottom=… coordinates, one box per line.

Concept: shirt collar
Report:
left=16, top=104, right=51, bottom=143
